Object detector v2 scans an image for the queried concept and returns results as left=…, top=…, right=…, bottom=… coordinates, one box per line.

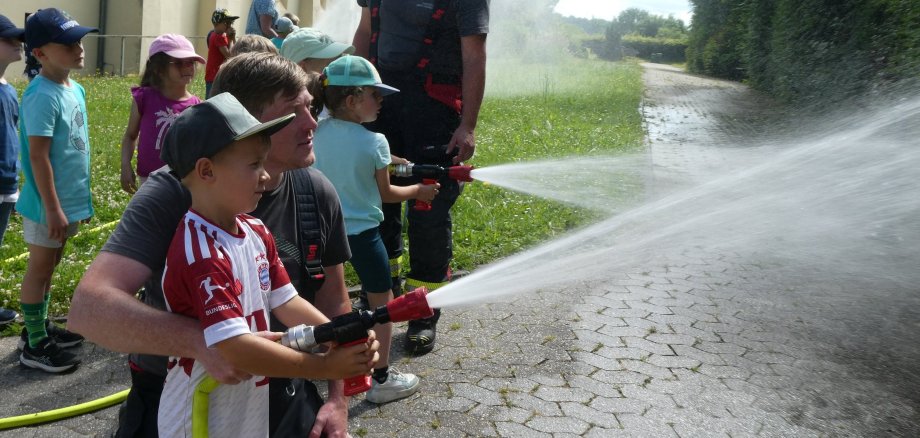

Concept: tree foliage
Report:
left=687, top=0, right=920, bottom=101
left=605, top=8, right=689, bottom=61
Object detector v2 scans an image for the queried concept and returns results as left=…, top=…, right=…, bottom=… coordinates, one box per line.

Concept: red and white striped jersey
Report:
left=158, top=210, right=297, bottom=438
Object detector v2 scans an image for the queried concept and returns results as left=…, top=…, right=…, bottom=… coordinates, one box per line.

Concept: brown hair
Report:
left=314, top=76, right=366, bottom=117
left=211, top=52, right=308, bottom=117
left=229, top=34, right=278, bottom=57
left=304, top=72, right=325, bottom=118
left=139, top=52, right=172, bottom=89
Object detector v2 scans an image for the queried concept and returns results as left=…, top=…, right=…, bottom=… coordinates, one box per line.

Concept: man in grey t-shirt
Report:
left=353, top=0, right=489, bottom=356
left=70, top=53, right=358, bottom=438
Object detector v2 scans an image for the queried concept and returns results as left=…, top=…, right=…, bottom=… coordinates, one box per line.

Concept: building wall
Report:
left=1, top=0, right=349, bottom=78
left=3, top=0, right=105, bottom=79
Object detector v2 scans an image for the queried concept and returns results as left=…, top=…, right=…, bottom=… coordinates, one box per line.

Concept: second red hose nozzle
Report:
left=390, top=163, right=475, bottom=211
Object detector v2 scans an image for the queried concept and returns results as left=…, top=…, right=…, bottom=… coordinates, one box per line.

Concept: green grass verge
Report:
left=0, top=57, right=643, bottom=318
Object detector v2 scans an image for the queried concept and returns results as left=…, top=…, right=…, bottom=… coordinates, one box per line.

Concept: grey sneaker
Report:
left=365, top=368, right=420, bottom=404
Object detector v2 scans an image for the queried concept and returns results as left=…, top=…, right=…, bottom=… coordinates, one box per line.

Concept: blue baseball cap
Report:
left=25, top=8, right=99, bottom=48
left=0, top=14, right=25, bottom=41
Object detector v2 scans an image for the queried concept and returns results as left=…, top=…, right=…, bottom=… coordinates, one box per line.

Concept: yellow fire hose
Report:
left=0, top=389, right=129, bottom=430
left=191, top=376, right=219, bottom=438
left=0, top=374, right=219, bottom=433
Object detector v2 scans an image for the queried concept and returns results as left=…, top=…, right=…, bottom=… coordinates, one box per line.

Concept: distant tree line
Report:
left=604, top=9, right=689, bottom=62
left=687, top=0, right=920, bottom=101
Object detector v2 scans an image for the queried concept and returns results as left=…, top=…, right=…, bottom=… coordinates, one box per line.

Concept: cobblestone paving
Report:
left=2, top=63, right=918, bottom=437
left=344, top=64, right=920, bottom=437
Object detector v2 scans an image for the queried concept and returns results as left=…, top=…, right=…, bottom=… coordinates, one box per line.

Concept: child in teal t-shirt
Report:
left=16, top=8, right=98, bottom=374
left=313, top=55, right=437, bottom=404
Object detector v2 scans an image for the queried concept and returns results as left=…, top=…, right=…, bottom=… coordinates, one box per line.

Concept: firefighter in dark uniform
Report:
left=353, top=0, right=489, bottom=354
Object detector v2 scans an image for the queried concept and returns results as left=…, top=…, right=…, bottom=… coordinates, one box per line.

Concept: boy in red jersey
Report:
left=157, top=92, right=378, bottom=437
left=204, top=8, right=237, bottom=97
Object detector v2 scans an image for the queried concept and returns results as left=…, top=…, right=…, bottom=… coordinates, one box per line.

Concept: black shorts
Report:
left=114, top=368, right=163, bottom=438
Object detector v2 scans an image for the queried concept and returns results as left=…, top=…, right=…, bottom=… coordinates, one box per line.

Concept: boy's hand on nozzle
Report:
left=322, top=330, right=379, bottom=380
left=416, top=181, right=440, bottom=202
left=390, top=156, right=409, bottom=165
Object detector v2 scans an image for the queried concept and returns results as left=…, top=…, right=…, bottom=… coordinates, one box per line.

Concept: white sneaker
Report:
left=365, top=368, right=420, bottom=404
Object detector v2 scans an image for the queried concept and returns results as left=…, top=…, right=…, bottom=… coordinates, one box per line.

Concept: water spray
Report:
left=281, top=287, right=434, bottom=395
left=390, top=163, right=474, bottom=211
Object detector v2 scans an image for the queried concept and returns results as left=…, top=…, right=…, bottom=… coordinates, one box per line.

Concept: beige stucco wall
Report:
left=1, top=0, right=347, bottom=78
left=3, top=0, right=105, bottom=79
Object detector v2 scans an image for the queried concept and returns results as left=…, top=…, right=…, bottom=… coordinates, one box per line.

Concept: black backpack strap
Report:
left=290, top=170, right=326, bottom=281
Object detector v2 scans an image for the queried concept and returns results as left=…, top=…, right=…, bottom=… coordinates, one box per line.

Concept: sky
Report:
left=554, top=0, right=693, bottom=24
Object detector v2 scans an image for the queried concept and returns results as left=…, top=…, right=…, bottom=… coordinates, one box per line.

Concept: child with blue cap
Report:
left=16, top=8, right=98, bottom=373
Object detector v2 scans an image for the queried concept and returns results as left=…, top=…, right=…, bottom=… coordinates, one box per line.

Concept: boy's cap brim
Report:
left=55, top=26, right=99, bottom=45
left=161, top=93, right=295, bottom=177
left=0, top=29, right=26, bottom=41
left=0, top=15, right=25, bottom=41
left=234, top=112, right=296, bottom=141
left=27, top=26, right=99, bottom=47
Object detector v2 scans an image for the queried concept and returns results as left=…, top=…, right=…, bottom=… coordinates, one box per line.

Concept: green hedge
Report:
left=687, top=0, right=920, bottom=101
left=621, top=35, right=688, bottom=63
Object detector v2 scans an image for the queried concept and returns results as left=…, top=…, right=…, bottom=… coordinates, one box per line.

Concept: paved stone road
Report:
left=2, top=63, right=918, bottom=437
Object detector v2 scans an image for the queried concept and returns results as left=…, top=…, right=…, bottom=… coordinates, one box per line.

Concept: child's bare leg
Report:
left=21, top=244, right=63, bottom=304
left=367, top=290, right=394, bottom=368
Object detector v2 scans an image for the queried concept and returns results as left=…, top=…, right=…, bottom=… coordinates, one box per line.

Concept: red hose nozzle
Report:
left=448, top=165, right=474, bottom=182
left=386, top=287, right=434, bottom=322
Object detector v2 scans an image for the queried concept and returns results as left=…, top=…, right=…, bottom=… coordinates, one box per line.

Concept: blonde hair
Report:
left=229, top=34, right=278, bottom=57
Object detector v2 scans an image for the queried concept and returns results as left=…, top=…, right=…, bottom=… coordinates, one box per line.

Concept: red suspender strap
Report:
left=368, top=0, right=380, bottom=65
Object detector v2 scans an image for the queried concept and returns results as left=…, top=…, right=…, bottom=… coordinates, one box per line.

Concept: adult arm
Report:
left=28, top=136, right=67, bottom=241
left=447, top=34, right=487, bottom=164
left=120, top=102, right=141, bottom=194
left=352, top=6, right=372, bottom=58
left=310, top=263, right=351, bottom=438
left=313, top=263, right=351, bottom=318
left=69, top=252, right=253, bottom=384
left=260, top=14, right=279, bottom=39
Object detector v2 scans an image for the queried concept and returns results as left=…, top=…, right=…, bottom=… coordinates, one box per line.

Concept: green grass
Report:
left=0, top=57, right=643, bottom=318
